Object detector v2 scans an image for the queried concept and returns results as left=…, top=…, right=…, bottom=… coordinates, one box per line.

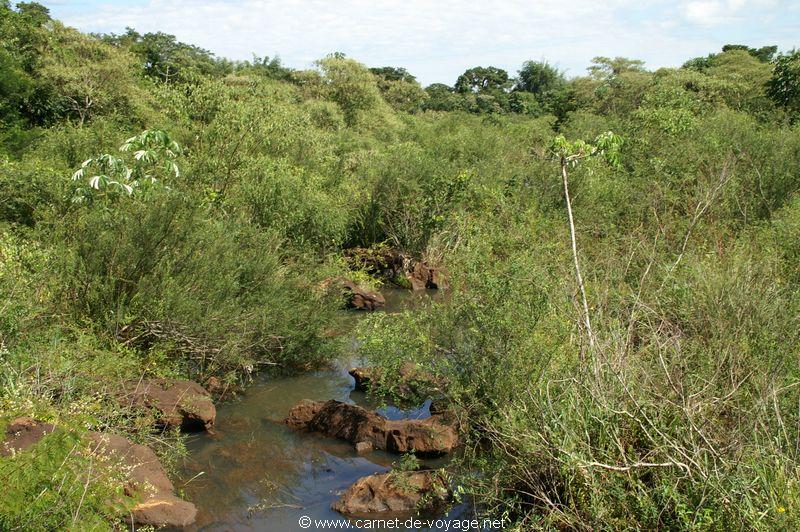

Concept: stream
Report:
left=178, top=289, right=472, bottom=531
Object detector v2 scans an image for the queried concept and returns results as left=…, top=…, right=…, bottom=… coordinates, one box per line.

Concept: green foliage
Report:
left=0, top=427, right=128, bottom=531
left=101, top=28, right=230, bottom=83
left=588, top=56, right=646, bottom=79
left=394, top=452, right=421, bottom=472
left=348, top=140, right=474, bottom=252
left=375, top=77, right=428, bottom=113
left=40, top=25, right=141, bottom=127
left=767, top=49, right=800, bottom=119
left=515, top=60, right=565, bottom=96
left=1, top=10, right=799, bottom=529
left=551, top=130, right=623, bottom=167
left=70, top=129, right=182, bottom=204
left=685, top=44, right=778, bottom=71
left=454, top=66, right=511, bottom=94
left=315, top=55, right=388, bottom=126
left=235, top=54, right=292, bottom=80
left=369, top=66, right=417, bottom=83
left=0, top=159, right=60, bottom=226
left=232, top=157, right=350, bottom=248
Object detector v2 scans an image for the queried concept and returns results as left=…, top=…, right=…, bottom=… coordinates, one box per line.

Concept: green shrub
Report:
left=0, top=426, right=128, bottom=531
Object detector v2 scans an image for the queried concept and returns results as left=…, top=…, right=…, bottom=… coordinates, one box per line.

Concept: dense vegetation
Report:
left=2, top=1, right=800, bottom=529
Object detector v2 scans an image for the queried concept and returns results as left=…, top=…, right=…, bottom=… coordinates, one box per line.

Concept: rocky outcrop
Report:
left=342, top=279, right=386, bottom=311
left=343, top=247, right=448, bottom=291
left=406, top=261, right=448, bottom=292
left=332, top=470, right=450, bottom=514
left=1, top=417, right=197, bottom=529
left=343, top=247, right=404, bottom=279
left=285, top=400, right=457, bottom=457
left=119, top=379, right=216, bottom=432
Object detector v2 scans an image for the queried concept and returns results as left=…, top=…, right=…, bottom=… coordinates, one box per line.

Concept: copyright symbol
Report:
left=298, top=515, right=312, bottom=529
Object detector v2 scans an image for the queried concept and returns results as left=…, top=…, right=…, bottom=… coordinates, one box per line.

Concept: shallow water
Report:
left=178, top=289, right=471, bottom=531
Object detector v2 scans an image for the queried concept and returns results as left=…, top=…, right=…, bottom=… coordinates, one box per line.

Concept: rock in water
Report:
left=406, top=260, right=448, bottom=291
left=342, top=278, right=386, bottom=310
left=332, top=470, right=450, bottom=514
left=284, top=398, right=325, bottom=428
left=285, top=399, right=458, bottom=457
left=355, top=441, right=373, bottom=454
left=348, top=366, right=376, bottom=392
left=119, top=379, right=216, bottom=432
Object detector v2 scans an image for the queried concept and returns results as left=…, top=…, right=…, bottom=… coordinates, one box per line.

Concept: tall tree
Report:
left=588, top=56, right=646, bottom=79
left=515, top=60, right=565, bottom=96
left=316, top=55, right=383, bottom=125
left=454, top=66, right=510, bottom=94
left=550, top=132, right=622, bottom=364
left=767, top=49, right=800, bottom=120
left=369, top=66, right=416, bottom=83
left=100, top=29, right=226, bottom=82
left=722, top=44, right=777, bottom=62
left=41, top=25, right=138, bottom=126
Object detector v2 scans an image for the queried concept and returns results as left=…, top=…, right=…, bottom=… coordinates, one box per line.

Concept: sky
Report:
left=40, top=0, right=798, bottom=86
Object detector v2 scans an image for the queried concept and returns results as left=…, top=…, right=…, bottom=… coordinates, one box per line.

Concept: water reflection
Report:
left=178, top=289, right=470, bottom=531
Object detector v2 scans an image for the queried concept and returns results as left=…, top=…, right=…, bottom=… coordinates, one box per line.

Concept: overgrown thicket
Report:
left=358, top=61, right=800, bottom=531
left=2, top=1, right=800, bottom=529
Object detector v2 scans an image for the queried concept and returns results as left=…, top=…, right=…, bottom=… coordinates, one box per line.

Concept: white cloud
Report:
left=681, top=0, right=778, bottom=27
left=44, top=0, right=799, bottom=85
left=684, top=1, right=725, bottom=26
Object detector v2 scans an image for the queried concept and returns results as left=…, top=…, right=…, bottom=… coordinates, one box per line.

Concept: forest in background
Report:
left=2, top=1, right=800, bottom=529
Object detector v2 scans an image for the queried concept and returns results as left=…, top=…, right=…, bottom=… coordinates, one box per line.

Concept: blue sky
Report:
left=40, top=0, right=798, bottom=86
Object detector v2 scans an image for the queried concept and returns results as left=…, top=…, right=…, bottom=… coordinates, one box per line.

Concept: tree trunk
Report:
left=561, top=157, right=595, bottom=356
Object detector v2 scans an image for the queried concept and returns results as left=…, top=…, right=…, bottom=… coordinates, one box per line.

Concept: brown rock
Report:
left=1, top=417, right=197, bottom=529
left=303, top=401, right=386, bottom=446
left=383, top=418, right=457, bottom=455
left=348, top=366, right=376, bottom=392
left=285, top=400, right=457, bottom=457
left=86, top=432, right=197, bottom=528
left=0, top=417, right=55, bottom=456
left=407, top=261, right=431, bottom=291
left=332, top=470, right=450, bottom=514
left=284, top=399, right=324, bottom=428
left=405, top=260, right=448, bottom=291
left=355, top=441, right=372, bottom=454
left=120, top=379, right=216, bottom=432
left=342, top=279, right=385, bottom=311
